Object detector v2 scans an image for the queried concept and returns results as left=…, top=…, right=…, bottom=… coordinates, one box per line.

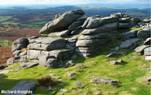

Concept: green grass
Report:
left=0, top=16, right=19, bottom=27
left=131, top=27, right=142, bottom=31
left=21, top=20, right=48, bottom=29
left=0, top=28, right=150, bottom=95
left=0, top=39, right=12, bottom=47
left=0, top=16, right=12, bottom=22
left=0, top=52, right=150, bottom=95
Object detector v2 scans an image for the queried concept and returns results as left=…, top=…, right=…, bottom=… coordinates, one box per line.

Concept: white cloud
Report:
left=0, top=0, right=93, bottom=5
left=0, top=0, right=148, bottom=5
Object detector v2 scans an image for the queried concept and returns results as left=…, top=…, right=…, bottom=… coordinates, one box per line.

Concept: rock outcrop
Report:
left=119, top=20, right=151, bottom=60
left=8, top=10, right=142, bottom=67
left=39, top=10, right=85, bottom=34
left=6, top=81, right=36, bottom=95
left=135, top=22, right=151, bottom=60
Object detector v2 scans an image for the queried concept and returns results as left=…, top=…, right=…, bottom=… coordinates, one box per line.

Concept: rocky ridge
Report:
left=7, top=10, right=151, bottom=68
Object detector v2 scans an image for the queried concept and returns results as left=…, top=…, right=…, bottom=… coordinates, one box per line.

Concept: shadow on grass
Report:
left=0, top=74, right=68, bottom=95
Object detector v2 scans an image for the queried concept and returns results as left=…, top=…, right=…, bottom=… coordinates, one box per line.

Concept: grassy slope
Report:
left=0, top=16, right=18, bottom=26
left=0, top=16, right=46, bottom=29
left=21, top=20, right=48, bottom=29
left=0, top=41, right=151, bottom=95
left=0, top=39, right=12, bottom=47
left=0, top=16, right=12, bottom=22
left=0, top=50, right=150, bottom=95
left=0, top=27, right=150, bottom=95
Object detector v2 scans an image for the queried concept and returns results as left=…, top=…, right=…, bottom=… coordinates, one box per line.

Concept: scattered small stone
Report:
left=0, top=69, right=9, bottom=74
left=110, top=59, right=125, bottom=65
left=106, top=50, right=125, bottom=57
left=66, top=60, right=75, bottom=67
left=146, top=76, right=151, bottom=85
left=75, top=81, right=85, bottom=88
left=21, top=62, right=39, bottom=69
left=67, top=72, right=77, bottom=79
left=91, top=76, right=120, bottom=86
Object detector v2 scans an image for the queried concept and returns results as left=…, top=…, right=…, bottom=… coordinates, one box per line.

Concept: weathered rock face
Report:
left=137, top=23, right=151, bottom=40
left=144, top=47, right=151, bottom=56
left=122, top=30, right=138, bottom=40
left=144, top=47, right=151, bottom=61
left=137, top=28, right=151, bottom=40
left=135, top=45, right=149, bottom=54
left=28, top=37, right=67, bottom=51
left=7, top=81, right=36, bottom=95
left=77, top=21, right=118, bottom=57
left=82, top=16, right=118, bottom=29
left=134, top=36, right=151, bottom=61
left=133, top=21, right=151, bottom=61
left=39, top=10, right=85, bottom=34
left=26, top=37, right=74, bottom=67
left=68, top=16, right=87, bottom=31
left=144, top=37, right=151, bottom=45
left=9, top=10, right=139, bottom=67
left=12, top=37, right=29, bottom=52
left=119, top=38, right=140, bottom=49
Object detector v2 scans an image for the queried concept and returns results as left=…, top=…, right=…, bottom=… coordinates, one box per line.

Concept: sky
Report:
left=0, top=0, right=150, bottom=5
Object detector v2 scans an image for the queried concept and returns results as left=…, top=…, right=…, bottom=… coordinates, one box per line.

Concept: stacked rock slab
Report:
left=10, top=10, right=85, bottom=68
left=76, top=13, right=135, bottom=57
left=142, top=23, right=151, bottom=61
left=133, top=21, right=151, bottom=61
left=9, top=10, right=137, bottom=67
left=135, top=37, right=151, bottom=61
left=27, top=37, right=74, bottom=67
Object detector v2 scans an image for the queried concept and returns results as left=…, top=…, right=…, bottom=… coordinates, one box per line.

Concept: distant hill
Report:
left=0, top=4, right=150, bottom=18
left=0, top=4, right=150, bottom=29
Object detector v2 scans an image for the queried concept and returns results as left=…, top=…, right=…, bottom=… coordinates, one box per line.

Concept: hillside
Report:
left=0, top=9, right=150, bottom=95
left=0, top=5, right=150, bottom=42
left=0, top=5, right=150, bottom=29
left=1, top=49, right=150, bottom=95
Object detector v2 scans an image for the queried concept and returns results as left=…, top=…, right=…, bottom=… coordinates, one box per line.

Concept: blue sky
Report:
left=0, top=0, right=149, bottom=5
